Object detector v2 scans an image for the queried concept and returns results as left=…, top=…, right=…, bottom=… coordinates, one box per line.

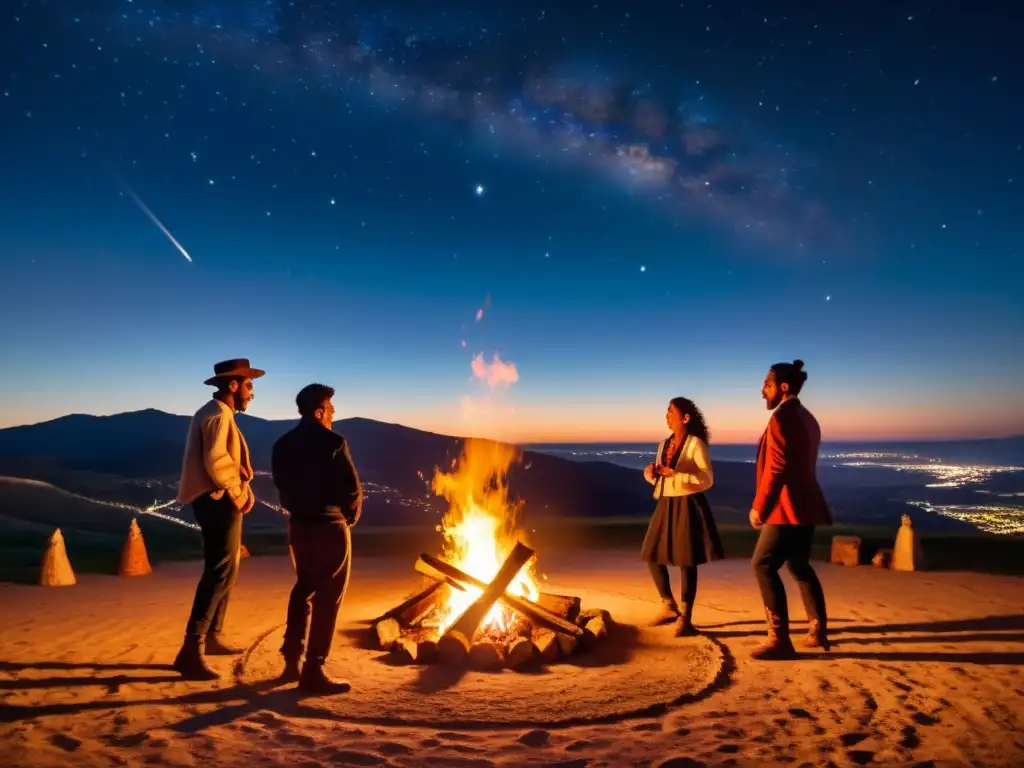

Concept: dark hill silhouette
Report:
left=0, top=409, right=756, bottom=526
left=2, top=410, right=1009, bottom=531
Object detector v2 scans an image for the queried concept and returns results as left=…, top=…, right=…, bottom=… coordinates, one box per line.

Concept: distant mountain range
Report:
left=0, top=409, right=756, bottom=528
left=2, top=409, right=1019, bottom=535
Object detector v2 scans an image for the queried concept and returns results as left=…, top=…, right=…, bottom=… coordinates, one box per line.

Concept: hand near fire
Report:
left=655, top=464, right=675, bottom=477
left=748, top=508, right=763, bottom=529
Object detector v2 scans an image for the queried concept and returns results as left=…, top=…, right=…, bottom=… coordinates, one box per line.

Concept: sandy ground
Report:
left=2, top=549, right=1023, bottom=768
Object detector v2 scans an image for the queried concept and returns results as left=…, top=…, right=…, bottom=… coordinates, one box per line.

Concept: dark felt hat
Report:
left=204, top=358, right=266, bottom=386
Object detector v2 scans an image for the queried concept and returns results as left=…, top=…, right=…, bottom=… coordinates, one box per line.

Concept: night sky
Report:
left=1, top=1, right=1021, bottom=443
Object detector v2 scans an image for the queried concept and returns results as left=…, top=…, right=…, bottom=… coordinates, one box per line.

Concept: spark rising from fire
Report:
left=430, top=438, right=539, bottom=635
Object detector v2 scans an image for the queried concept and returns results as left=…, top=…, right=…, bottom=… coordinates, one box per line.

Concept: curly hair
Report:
left=669, top=396, right=711, bottom=445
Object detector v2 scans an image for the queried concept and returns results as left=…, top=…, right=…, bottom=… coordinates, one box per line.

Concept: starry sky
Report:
left=1, top=0, right=1022, bottom=443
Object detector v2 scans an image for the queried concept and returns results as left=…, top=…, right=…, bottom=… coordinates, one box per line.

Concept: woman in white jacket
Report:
left=641, top=397, right=724, bottom=636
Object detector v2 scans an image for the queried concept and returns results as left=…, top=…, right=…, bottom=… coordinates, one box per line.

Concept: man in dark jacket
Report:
left=271, top=383, right=362, bottom=694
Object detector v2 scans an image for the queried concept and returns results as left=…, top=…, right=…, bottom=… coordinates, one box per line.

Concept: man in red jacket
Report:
left=748, top=359, right=833, bottom=659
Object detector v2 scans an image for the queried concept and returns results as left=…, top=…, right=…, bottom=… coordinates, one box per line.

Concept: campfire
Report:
left=369, top=439, right=614, bottom=670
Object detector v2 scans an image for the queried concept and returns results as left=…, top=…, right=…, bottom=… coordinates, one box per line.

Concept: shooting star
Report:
left=121, top=184, right=194, bottom=263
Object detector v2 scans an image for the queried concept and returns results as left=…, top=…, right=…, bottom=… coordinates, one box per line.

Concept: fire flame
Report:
left=430, top=438, right=539, bottom=635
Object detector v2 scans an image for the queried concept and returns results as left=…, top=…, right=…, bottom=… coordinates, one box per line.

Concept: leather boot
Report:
left=278, top=653, right=302, bottom=684
left=673, top=602, right=699, bottom=637
left=649, top=598, right=680, bottom=626
left=803, top=617, right=830, bottom=651
left=297, top=658, right=351, bottom=695
left=172, top=635, right=220, bottom=681
left=205, top=634, right=245, bottom=656
left=750, top=607, right=797, bottom=660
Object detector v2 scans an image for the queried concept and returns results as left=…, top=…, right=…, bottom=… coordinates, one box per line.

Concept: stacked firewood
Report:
left=369, top=544, right=613, bottom=670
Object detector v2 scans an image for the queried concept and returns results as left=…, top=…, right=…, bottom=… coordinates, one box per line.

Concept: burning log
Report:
left=556, top=633, right=580, bottom=656
left=394, top=637, right=438, bottom=664
left=505, top=636, right=537, bottom=669
left=537, top=592, right=581, bottom=622
left=415, top=553, right=584, bottom=639
left=373, top=581, right=454, bottom=627
left=583, top=615, right=609, bottom=646
left=469, top=640, right=505, bottom=670
left=437, top=541, right=536, bottom=664
left=576, top=608, right=613, bottom=628
left=374, top=617, right=402, bottom=651
left=532, top=629, right=559, bottom=664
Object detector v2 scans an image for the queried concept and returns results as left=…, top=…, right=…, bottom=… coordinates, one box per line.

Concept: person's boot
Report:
left=172, top=635, right=220, bottom=681
left=204, top=633, right=245, bottom=656
left=297, top=658, right=351, bottom=695
left=278, top=655, right=302, bottom=684
left=673, top=602, right=700, bottom=637
left=750, top=607, right=797, bottom=660
left=649, top=597, right=680, bottom=626
left=803, top=617, right=830, bottom=651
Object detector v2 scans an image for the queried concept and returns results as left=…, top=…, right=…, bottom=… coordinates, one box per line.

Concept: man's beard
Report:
left=233, top=392, right=248, bottom=411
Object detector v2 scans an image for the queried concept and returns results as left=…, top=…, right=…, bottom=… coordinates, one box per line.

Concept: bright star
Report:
left=475, top=184, right=484, bottom=196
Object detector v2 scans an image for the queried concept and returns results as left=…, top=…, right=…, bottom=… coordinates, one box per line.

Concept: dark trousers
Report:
left=282, top=519, right=351, bottom=664
left=184, top=493, right=242, bottom=638
left=649, top=563, right=698, bottom=605
left=751, top=524, right=827, bottom=629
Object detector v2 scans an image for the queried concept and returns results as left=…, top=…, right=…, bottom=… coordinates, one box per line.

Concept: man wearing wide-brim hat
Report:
left=172, top=358, right=264, bottom=680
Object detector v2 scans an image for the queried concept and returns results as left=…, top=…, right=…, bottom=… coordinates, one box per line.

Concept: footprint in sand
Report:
left=436, top=731, right=474, bottom=741
left=278, top=731, right=317, bottom=748
left=319, top=749, right=387, bottom=766
left=101, top=732, right=149, bottom=748
left=839, top=733, right=868, bottom=748
left=654, top=758, right=705, bottom=768
left=632, top=722, right=662, bottom=732
left=899, top=725, right=920, bottom=749
left=48, top=734, right=81, bottom=752
left=848, top=750, right=875, bottom=765
left=377, top=742, right=411, bottom=756
left=910, top=712, right=938, bottom=726
left=518, top=729, right=551, bottom=747
left=540, top=761, right=590, bottom=768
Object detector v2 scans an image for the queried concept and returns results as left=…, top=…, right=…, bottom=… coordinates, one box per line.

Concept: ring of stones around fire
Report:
left=239, top=587, right=726, bottom=727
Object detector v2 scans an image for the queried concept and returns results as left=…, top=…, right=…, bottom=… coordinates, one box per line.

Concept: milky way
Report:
left=97, top=0, right=825, bottom=251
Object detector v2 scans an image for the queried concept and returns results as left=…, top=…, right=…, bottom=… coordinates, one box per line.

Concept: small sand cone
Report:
left=117, top=518, right=152, bottom=577
left=891, top=514, right=927, bottom=571
left=39, top=528, right=76, bottom=587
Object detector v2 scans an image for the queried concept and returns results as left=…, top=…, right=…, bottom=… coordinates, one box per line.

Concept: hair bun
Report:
left=792, top=359, right=805, bottom=371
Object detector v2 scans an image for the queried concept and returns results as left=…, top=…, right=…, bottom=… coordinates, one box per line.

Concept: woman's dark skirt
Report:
left=640, top=492, right=725, bottom=567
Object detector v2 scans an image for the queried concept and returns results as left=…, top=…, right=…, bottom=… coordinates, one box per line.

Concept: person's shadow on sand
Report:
left=701, top=614, right=1024, bottom=664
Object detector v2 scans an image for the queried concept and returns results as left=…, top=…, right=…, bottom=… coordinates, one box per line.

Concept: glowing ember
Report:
left=429, top=438, right=539, bottom=635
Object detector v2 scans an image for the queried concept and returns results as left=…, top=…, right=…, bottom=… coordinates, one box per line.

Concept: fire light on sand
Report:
left=428, top=438, right=539, bottom=635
